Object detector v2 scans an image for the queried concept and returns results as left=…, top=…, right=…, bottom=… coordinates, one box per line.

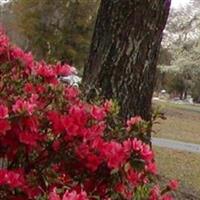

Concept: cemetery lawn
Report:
left=154, top=147, right=200, bottom=199
left=153, top=101, right=200, bottom=144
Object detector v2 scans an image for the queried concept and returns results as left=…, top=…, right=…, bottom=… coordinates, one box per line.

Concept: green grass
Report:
left=153, top=101, right=200, bottom=144
left=154, top=147, right=200, bottom=198
left=154, top=100, right=200, bottom=113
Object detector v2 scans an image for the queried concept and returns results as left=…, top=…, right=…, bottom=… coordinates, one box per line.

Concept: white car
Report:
left=59, top=75, right=81, bottom=87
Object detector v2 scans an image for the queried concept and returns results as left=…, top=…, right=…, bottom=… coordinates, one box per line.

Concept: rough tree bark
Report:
left=83, top=0, right=171, bottom=121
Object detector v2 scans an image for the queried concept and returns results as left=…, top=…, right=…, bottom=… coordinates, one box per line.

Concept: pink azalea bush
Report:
left=0, top=29, right=177, bottom=200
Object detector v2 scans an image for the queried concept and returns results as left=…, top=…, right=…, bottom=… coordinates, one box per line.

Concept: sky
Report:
left=0, top=0, right=8, bottom=4
left=171, top=0, right=190, bottom=8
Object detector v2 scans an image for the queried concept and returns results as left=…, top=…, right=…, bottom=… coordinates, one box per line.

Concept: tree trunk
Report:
left=184, top=90, right=187, bottom=100
left=83, top=0, right=171, bottom=121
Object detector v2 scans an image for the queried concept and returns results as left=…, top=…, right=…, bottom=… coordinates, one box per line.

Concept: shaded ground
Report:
left=154, top=147, right=200, bottom=200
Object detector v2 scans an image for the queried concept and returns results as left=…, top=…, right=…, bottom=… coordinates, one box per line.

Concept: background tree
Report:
left=0, top=1, right=26, bottom=47
left=156, top=2, right=200, bottom=102
left=1, top=0, right=99, bottom=70
left=83, top=0, right=171, bottom=121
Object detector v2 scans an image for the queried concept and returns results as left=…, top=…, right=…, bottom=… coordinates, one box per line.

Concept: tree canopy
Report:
left=157, top=1, right=200, bottom=102
left=1, top=0, right=99, bottom=70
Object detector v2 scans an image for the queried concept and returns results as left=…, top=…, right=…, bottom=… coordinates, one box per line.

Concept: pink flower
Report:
left=65, top=86, right=80, bottom=101
left=115, top=182, right=126, bottom=194
left=76, top=144, right=90, bottom=160
left=149, top=185, right=160, bottom=200
left=49, top=188, right=61, bottom=200
left=131, top=138, right=143, bottom=152
left=0, top=169, right=7, bottom=185
left=0, top=104, right=9, bottom=119
left=54, top=63, right=76, bottom=76
left=140, top=144, right=153, bottom=161
left=86, top=153, right=101, bottom=171
left=0, top=30, right=9, bottom=54
left=62, top=190, right=88, bottom=200
left=35, top=84, right=46, bottom=94
left=22, top=116, right=39, bottom=133
left=126, top=169, right=140, bottom=186
left=0, top=29, right=178, bottom=200
left=36, top=62, right=55, bottom=78
left=85, top=122, right=105, bottom=140
left=5, top=169, right=25, bottom=188
left=103, top=100, right=112, bottom=113
left=127, top=116, right=142, bottom=127
left=62, top=105, right=88, bottom=137
left=168, top=180, right=179, bottom=191
left=47, top=111, right=65, bottom=135
left=103, top=141, right=125, bottom=169
left=145, top=162, right=157, bottom=174
left=19, top=131, right=40, bottom=146
left=24, top=186, right=42, bottom=199
left=91, top=137, right=106, bottom=151
left=126, top=116, right=142, bottom=131
left=29, top=94, right=39, bottom=104
left=36, top=62, right=58, bottom=84
left=10, top=47, right=24, bottom=60
left=23, top=83, right=34, bottom=94
left=91, top=105, right=106, bottom=121
left=123, top=139, right=132, bottom=156
left=12, top=99, right=36, bottom=115
left=10, top=47, right=34, bottom=73
left=123, top=138, right=154, bottom=163
left=52, top=140, right=61, bottom=152
left=0, top=119, right=10, bottom=135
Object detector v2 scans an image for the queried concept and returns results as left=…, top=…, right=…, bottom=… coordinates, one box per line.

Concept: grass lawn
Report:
left=154, top=100, right=200, bottom=113
left=152, top=101, right=200, bottom=199
left=154, top=147, right=200, bottom=199
left=153, top=101, right=200, bottom=144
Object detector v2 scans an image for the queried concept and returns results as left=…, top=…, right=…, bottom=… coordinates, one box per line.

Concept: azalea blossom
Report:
left=0, top=104, right=9, bottom=119
left=168, top=179, right=179, bottom=191
left=0, top=29, right=177, bottom=200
